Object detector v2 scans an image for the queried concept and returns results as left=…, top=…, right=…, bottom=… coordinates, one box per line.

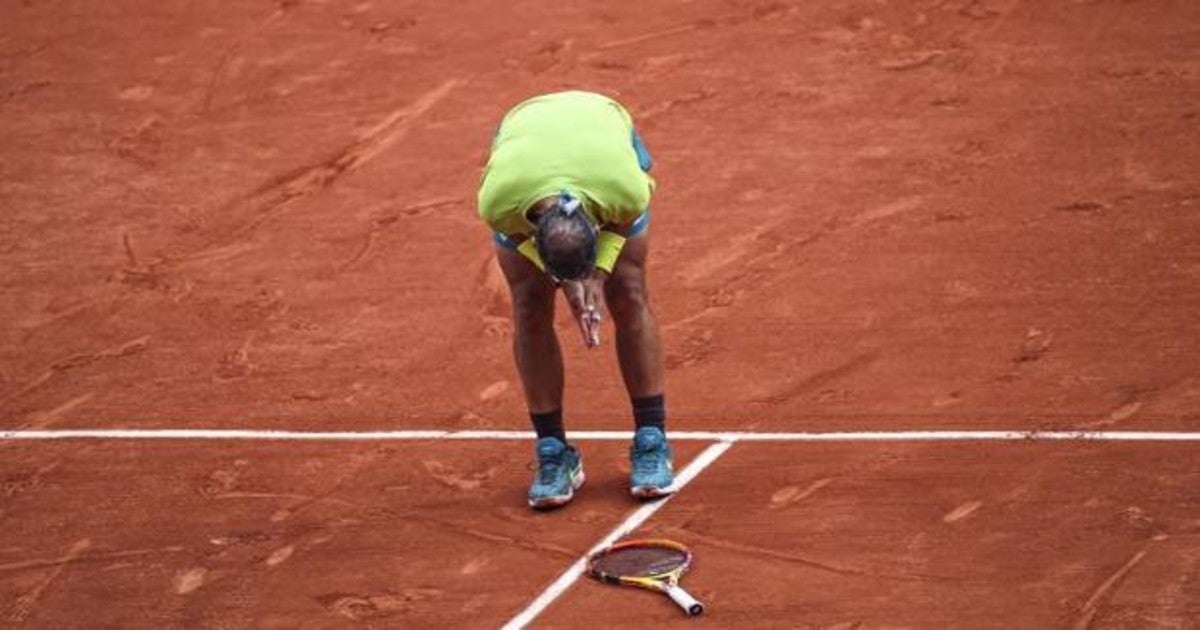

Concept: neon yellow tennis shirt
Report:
left=477, top=91, right=655, bottom=237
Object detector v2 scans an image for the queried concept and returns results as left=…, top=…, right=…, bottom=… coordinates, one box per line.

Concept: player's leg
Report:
left=612, top=128, right=664, bottom=399
left=495, top=239, right=584, bottom=508
left=604, top=229, right=674, bottom=498
left=496, top=239, right=564, bottom=414
left=604, top=231, right=664, bottom=399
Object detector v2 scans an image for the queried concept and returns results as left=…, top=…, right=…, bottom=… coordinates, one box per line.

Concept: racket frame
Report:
left=586, top=538, right=705, bottom=616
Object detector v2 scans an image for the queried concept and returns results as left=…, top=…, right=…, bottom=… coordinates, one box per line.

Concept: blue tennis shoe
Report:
left=528, top=437, right=585, bottom=509
left=630, top=426, right=675, bottom=498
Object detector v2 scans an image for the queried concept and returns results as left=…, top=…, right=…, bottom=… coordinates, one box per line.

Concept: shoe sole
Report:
left=528, top=468, right=587, bottom=510
left=630, top=484, right=675, bottom=499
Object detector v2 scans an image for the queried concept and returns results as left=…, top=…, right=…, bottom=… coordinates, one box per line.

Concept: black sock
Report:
left=530, top=409, right=567, bottom=443
left=632, top=394, right=665, bottom=431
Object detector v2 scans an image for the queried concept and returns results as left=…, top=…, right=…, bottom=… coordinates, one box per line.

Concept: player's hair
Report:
left=536, top=193, right=596, bottom=281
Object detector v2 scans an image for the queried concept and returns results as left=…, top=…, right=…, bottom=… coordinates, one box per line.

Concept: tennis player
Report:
left=478, top=91, right=673, bottom=509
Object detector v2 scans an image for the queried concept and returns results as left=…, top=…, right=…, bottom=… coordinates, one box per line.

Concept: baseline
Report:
left=3, top=428, right=1200, bottom=442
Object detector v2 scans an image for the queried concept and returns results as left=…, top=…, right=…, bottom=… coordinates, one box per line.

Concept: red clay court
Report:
left=2, top=1, right=1199, bottom=628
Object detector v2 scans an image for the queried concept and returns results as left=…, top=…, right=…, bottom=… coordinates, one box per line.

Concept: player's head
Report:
left=535, top=192, right=596, bottom=281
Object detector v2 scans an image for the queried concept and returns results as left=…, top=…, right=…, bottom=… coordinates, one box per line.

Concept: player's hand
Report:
left=562, top=271, right=607, bottom=348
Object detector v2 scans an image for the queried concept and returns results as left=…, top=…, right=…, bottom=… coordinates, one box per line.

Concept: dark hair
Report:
left=535, top=193, right=597, bottom=281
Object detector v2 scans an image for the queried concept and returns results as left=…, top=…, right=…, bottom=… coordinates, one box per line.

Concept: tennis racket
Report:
left=587, top=539, right=705, bottom=616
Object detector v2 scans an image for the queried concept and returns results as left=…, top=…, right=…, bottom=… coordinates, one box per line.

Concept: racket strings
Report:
left=593, top=547, right=688, bottom=578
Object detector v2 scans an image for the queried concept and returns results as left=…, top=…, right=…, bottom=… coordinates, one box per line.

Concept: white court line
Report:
left=3, top=428, right=1200, bottom=441
left=500, top=440, right=734, bottom=630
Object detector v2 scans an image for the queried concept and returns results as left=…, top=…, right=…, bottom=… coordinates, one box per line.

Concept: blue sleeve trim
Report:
left=631, top=130, right=653, bottom=173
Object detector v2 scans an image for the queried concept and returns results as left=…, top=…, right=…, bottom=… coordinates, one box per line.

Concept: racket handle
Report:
left=664, top=584, right=705, bottom=616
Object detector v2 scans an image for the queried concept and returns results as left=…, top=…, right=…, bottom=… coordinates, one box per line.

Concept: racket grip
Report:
left=664, top=584, right=705, bottom=616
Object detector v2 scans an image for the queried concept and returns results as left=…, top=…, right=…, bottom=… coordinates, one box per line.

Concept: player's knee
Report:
left=509, top=283, right=554, bottom=331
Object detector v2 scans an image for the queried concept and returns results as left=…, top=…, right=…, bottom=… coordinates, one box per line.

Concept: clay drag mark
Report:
left=199, top=4, right=294, bottom=114
left=752, top=352, right=882, bottom=406
left=0, top=336, right=149, bottom=415
left=1071, top=545, right=1154, bottom=630
left=338, top=196, right=462, bottom=271
left=169, top=79, right=464, bottom=266
left=3, top=539, right=90, bottom=624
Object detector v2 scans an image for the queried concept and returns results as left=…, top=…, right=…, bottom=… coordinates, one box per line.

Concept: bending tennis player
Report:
left=477, top=91, right=673, bottom=509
